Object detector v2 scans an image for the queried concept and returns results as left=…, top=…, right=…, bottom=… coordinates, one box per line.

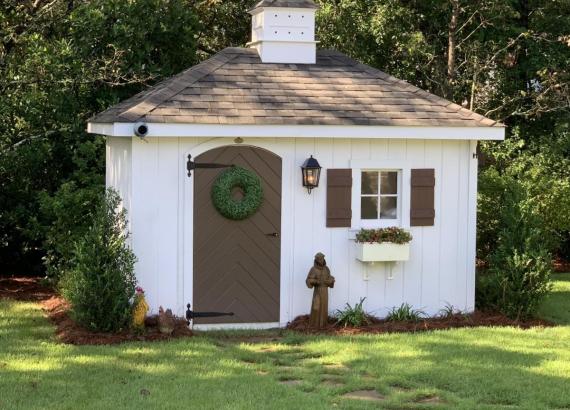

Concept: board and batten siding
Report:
left=106, top=137, right=133, bottom=232
left=106, top=136, right=478, bottom=324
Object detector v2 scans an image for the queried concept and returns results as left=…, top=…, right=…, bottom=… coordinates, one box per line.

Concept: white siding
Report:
left=106, top=137, right=132, bottom=227
left=124, top=137, right=477, bottom=322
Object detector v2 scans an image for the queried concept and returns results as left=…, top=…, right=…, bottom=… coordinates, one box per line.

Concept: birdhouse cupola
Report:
left=247, top=0, right=319, bottom=64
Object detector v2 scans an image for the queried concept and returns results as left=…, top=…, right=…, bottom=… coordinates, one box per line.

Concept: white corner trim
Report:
left=87, top=122, right=505, bottom=141
left=192, top=322, right=281, bottom=331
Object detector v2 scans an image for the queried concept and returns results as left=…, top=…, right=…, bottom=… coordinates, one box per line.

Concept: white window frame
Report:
left=350, top=160, right=411, bottom=231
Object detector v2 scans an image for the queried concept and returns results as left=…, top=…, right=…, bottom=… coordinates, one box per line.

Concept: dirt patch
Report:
left=280, top=379, right=302, bottom=386
left=286, top=312, right=554, bottom=335
left=0, top=277, right=54, bottom=301
left=414, top=395, right=446, bottom=404
left=342, top=390, right=385, bottom=402
left=323, top=380, right=345, bottom=388
left=42, top=295, right=192, bottom=345
left=322, top=376, right=345, bottom=388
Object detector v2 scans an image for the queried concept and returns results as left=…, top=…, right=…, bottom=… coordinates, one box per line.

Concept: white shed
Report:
left=88, top=0, right=505, bottom=329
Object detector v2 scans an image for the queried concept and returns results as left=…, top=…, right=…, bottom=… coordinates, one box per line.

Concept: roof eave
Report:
left=88, top=122, right=505, bottom=141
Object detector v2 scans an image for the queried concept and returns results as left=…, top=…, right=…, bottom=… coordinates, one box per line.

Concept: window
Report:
left=361, top=171, right=399, bottom=220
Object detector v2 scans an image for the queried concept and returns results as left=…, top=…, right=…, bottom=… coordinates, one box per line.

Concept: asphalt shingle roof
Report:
left=250, top=0, right=319, bottom=9
left=90, top=47, right=501, bottom=127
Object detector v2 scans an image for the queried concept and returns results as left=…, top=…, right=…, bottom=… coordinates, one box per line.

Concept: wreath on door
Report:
left=211, top=166, right=264, bottom=220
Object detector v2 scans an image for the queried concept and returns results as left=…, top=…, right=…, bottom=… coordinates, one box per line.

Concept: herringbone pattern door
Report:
left=193, top=146, right=281, bottom=324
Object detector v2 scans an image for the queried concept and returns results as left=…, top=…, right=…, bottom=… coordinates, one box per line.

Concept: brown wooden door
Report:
left=193, top=146, right=281, bottom=324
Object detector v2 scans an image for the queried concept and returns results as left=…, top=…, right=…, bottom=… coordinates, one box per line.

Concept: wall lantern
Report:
left=301, top=155, right=322, bottom=194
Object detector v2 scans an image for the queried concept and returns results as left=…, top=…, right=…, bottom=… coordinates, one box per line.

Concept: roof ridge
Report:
left=324, top=49, right=500, bottom=127
left=118, top=48, right=241, bottom=122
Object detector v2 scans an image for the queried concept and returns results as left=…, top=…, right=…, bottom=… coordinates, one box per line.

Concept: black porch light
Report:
left=301, top=155, right=322, bottom=194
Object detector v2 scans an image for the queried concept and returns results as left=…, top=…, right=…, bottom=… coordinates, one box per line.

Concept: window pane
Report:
left=361, top=197, right=378, bottom=219
left=381, top=171, right=398, bottom=195
left=361, top=172, right=378, bottom=195
left=380, top=197, right=398, bottom=219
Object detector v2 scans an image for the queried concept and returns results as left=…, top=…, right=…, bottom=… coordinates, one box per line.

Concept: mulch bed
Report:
left=554, top=258, right=570, bottom=273
left=286, top=313, right=554, bottom=335
left=0, top=277, right=54, bottom=301
left=43, top=296, right=193, bottom=345
left=0, top=277, right=192, bottom=346
left=0, top=277, right=557, bottom=343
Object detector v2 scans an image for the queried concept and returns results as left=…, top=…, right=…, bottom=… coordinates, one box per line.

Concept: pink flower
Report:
left=136, top=286, right=145, bottom=294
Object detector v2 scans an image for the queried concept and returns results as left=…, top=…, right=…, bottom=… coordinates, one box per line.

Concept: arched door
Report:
left=193, top=146, right=281, bottom=324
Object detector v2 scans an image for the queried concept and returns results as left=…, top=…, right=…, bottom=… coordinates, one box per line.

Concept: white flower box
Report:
left=356, top=242, right=410, bottom=262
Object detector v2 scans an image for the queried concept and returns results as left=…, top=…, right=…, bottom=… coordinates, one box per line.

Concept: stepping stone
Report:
left=256, top=370, right=269, bottom=376
left=342, top=390, right=385, bottom=402
left=280, top=379, right=302, bottom=386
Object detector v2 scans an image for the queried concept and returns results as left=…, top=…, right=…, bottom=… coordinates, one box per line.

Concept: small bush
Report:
left=386, top=303, right=425, bottom=322
left=61, top=189, right=137, bottom=332
left=335, top=298, right=371, bottom=327
left=476, top=181, right=553, bottom=320
left=355, top=227, right=412, bottom=244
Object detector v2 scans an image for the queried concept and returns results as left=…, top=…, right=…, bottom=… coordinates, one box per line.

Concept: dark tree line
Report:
left=1, top=0, right=569, bottom=278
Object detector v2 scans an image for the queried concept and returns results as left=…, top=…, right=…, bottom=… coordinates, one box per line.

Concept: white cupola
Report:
left=247, top=0, right=319, bottom=64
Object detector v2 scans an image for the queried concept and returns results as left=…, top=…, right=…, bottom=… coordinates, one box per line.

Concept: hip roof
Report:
left=90, top=47, right=502, bottom=128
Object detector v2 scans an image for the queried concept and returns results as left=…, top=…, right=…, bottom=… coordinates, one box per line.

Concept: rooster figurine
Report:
left=132, top=287, right=149, bottom=331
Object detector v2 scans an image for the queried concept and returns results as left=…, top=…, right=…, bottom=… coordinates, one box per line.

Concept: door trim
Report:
left=182, top=140, right=291, bottom=327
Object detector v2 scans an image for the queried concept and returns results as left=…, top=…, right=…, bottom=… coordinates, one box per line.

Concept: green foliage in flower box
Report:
left=355, top=227, right=412, bottom=245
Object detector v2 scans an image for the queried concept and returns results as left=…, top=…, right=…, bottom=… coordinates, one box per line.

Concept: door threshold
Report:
left=192, top=322, right=281, bottom=331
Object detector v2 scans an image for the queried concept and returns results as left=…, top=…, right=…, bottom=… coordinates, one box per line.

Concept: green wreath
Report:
left=211, top=166, right=264, bottom=220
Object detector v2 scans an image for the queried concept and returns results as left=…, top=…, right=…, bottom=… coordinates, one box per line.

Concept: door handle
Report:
left=265, top=232, right=280, bottom=238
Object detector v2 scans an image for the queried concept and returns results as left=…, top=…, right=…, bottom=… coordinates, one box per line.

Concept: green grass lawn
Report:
left=1, top=275, right=569, bottom=410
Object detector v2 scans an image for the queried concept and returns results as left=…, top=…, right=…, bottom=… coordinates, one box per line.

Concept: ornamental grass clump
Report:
left=61, top=189, right=137, bottom=333
left=386, top=303, right=426, bottom=322
left=355, top=227, right=412, bottom=244
left=335, top=298, right=372, bottom=327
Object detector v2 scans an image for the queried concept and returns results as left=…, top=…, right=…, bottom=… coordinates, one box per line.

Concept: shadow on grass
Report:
left=539, top=273, right=570, bottom=325
left=342, top=329, right=570, bottom=409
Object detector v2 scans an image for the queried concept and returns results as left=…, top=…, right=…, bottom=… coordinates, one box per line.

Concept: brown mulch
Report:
left=554, top=258, right=570, bottom=273
left=0, top=277, right=54, bottom=301
left=0, top=277, right=192, bottom=345
left=286, top=312, right=554, bottom=335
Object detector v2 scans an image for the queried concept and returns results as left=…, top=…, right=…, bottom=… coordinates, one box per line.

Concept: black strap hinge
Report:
left=186, top=303, right=235, bottom=325
left=187, top=155, right=234, bottom=177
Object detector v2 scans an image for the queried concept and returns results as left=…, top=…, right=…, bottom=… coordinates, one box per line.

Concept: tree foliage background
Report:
left=1, top=0, right=569, bottom=278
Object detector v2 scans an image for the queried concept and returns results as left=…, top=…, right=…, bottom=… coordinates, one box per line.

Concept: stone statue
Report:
left=306, top=252, right=335, bottom=328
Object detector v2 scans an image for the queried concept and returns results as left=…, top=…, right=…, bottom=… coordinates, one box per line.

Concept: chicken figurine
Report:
left=158, top=306, right=176, bottom=335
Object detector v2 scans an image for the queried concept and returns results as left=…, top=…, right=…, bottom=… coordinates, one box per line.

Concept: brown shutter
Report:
left=327, top=169, right=352, bottom=228
left=410, top=169, right=435, bottom=227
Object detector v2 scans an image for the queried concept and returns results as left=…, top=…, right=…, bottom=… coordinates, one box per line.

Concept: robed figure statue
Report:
left=306, top=253, right=335, bottom=328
